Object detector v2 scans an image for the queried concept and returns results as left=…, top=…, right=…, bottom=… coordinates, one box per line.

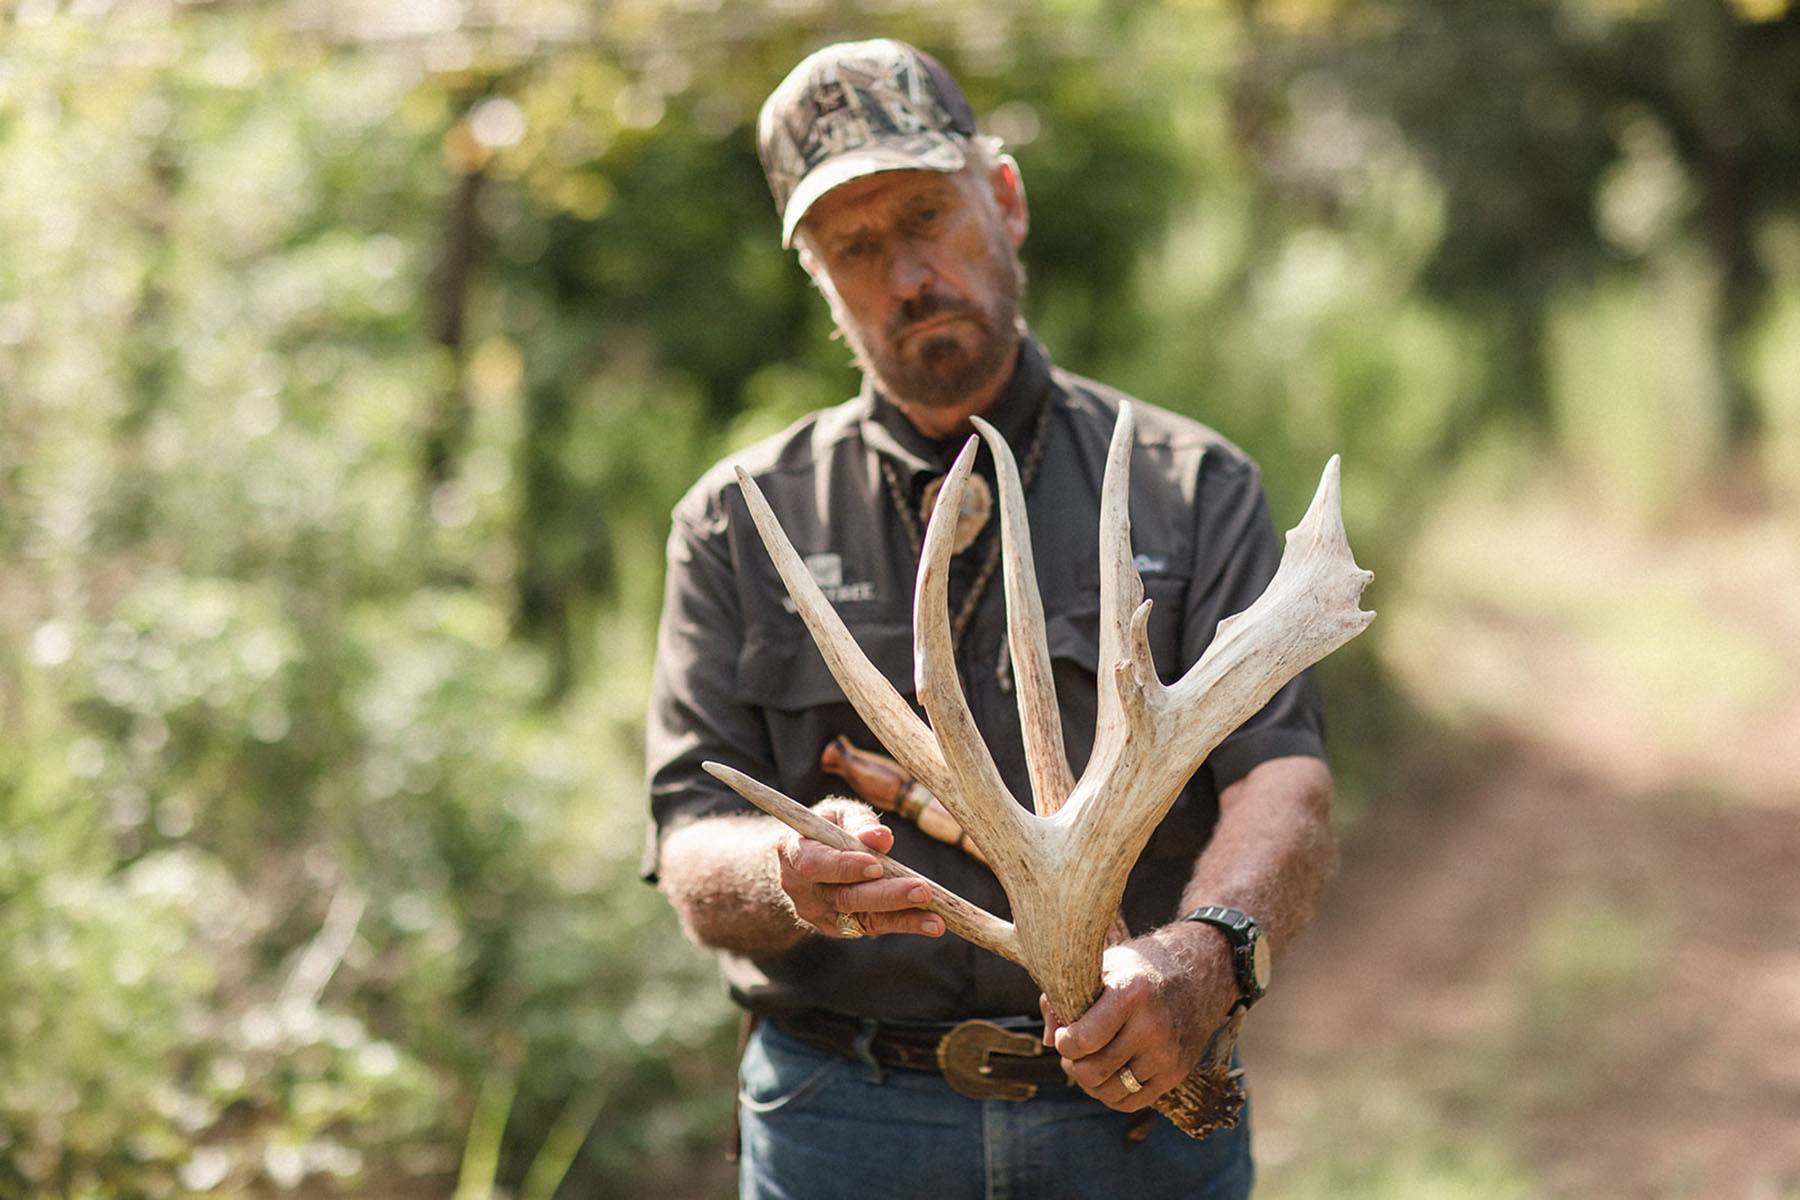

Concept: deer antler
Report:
left=704, top=402, right=1374, bottom=1137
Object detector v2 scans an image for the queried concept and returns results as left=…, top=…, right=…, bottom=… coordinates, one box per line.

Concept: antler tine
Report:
left=913, top=438, right=1037, bottom=869
left=1168, top=453, right=1374, bottom=716
left=1094, top=403, right=1148, bottom=753
left=971, top=415, right=1074, bottom=817
left=732, top=467, right=954, bottom=799
left=702, top=761, right=1024, bottom=966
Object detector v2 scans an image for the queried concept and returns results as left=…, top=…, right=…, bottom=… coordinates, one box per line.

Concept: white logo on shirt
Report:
left=783, top=553, right=877, bottom=611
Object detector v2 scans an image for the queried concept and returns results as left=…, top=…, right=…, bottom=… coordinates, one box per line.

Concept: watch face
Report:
left=1250, top=933, right=1272, bottom=993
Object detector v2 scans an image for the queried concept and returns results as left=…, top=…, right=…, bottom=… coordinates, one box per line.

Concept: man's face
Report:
left=799, top=163, right=1027, bottom=412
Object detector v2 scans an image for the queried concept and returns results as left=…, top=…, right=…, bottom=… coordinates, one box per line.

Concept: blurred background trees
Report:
left=2, top=0, right=1796, bottom=1196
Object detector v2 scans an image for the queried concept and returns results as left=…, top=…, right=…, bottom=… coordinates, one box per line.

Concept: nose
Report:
left=888, top=240, right=935, bottom=297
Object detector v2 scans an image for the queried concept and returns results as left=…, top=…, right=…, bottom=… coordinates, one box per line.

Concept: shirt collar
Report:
left=859, top=335, right=1052, bottom=476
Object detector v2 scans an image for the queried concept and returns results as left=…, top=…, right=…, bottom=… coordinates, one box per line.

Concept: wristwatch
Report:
left=1181, top=905, right=1271, bottom=1008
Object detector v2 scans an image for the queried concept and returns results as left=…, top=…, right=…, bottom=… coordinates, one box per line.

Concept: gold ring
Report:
left=835, top=912, right=866, bottom=939
left=1117, top=1066, right=1142, bottom=1095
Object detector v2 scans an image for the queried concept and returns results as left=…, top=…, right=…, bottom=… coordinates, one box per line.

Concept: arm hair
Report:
left=657, top=814, right=814, bottom=957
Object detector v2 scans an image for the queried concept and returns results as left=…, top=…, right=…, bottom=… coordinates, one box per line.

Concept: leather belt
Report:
left=773, top=1010, right=1072, bottom=1101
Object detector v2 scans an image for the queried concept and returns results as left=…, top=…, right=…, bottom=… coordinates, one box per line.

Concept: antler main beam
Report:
left=707, top=404, right=1374, bottom=1138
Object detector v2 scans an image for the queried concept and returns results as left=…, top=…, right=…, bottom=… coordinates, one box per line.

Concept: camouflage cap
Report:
left=757, top=39, right=978, bottom=248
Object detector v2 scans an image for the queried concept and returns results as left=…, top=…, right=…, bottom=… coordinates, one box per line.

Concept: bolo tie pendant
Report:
left=919, top=471, right=993, bottom=553
left=921, top=471, right=1012, bottom=691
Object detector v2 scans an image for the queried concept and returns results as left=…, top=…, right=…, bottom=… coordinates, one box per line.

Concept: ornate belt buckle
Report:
left=935, top=1019, right=1044, bottom=1101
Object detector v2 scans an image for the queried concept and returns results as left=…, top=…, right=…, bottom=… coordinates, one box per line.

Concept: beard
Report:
left=831, top=238, right=1026, bottom=411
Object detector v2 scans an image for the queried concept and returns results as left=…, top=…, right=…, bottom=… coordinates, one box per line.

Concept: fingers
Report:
left=782, top=799, right=896, bottom=882
left=816, top=797, right=892, bottom=852
left=833, top=877, right=930, bottom=916
left=829, top=878, right=943, bottom=937
left=1052, top=986, right=1129, bottom=1061
left=1058, top=1018, right=1132, bottom=1090
left=803, top=876, right=943, bottom=939
left=775, top=800, right=941, bottom=939
left=796, top=886, right=943, bottom=939
left=1104, top=1061, right=1163, bottom=1113
left=1054, top=983, right=1182, bottom=1112
left=857, top=906, right=944, bottom=937
left=780, top=829, right=885, bottom=885
left=1039, top=994, right=1062, bottom=1047
left=1044, top=936, right=1228, bottom=1112
left=1058, top=1017, right=1176, bottom=1111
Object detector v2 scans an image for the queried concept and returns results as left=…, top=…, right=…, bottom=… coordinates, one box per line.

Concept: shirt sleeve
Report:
left=1183, top=452, right=1329, bottom=791
left=639, top=501, right=771, bottom=883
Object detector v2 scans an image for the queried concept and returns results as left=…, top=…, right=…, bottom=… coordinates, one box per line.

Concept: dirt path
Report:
left=1244, top=739, right=1800, bottom=1198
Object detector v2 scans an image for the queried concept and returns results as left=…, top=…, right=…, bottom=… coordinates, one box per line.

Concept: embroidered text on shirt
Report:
left=1134, top=553, right=1169, bottom=575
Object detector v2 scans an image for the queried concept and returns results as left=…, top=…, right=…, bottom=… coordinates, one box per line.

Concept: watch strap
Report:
left=1181, top=905, right=1265, bottom=1006
left=1183, top=905, right=1255, bottom=937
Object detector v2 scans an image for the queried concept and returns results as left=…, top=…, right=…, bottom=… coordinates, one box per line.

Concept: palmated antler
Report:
left=704, top=403, right=1374, bottom=1137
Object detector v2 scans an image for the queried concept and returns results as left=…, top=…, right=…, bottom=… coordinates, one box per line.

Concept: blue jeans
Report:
left=738, top=1020, right=1253, bottom=1200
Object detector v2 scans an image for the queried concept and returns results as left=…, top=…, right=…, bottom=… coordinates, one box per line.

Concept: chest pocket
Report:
left=1042, top=570, right=1210, bottom=864
left=1043, top=568, right=1191, bottom=687
left=735, top=614, right=918, bottom=802
left=735, top=614, right=917, bottom=713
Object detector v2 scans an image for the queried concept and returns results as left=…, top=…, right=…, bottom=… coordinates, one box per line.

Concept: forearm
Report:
left=1172, top=755, right=1339, bottom=958
left=657, top=814, right=811, bottom=957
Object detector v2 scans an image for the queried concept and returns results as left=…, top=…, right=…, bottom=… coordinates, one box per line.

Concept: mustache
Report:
left=888, top=293, right=985, bottom=340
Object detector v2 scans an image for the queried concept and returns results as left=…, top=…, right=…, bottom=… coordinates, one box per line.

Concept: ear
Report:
left=991, top=154, right=1029, bottom=249
left=795, top=237, right=821, bottom=280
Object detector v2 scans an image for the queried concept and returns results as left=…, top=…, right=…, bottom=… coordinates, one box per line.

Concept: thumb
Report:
left=850, top=814, right=894, bottom=854
left=816, top=796, right=894, bottom=853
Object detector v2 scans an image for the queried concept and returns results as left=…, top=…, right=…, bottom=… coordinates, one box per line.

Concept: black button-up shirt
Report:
left=643, top=339, right=1325, bottom=1021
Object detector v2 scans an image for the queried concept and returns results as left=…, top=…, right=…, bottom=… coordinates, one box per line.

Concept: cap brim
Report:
left=780, top=136, right=967, bottom=248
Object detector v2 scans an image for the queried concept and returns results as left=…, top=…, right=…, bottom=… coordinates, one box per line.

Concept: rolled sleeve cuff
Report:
left=639, top=785, right=759, bottom=884
left=1206, top=727, right=1328, bottom=793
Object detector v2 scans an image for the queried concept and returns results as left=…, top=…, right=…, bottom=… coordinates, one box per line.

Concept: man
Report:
left=643, top=38, right=1337, bottom=1199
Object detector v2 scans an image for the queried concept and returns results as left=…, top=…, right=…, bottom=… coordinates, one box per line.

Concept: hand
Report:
left=1039, top=923, right=1238, bottom=1111
left=776, top=797, right=944, bottom=939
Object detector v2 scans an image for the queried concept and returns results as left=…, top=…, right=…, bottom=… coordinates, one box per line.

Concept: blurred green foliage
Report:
left=1, top=0, right=1796, bottom=1195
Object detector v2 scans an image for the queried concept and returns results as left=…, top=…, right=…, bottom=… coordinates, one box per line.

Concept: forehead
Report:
left=801, top=169, right=965, bottom=237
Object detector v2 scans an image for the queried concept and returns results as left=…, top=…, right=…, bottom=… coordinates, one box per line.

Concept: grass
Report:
left=1255, top=1062, right=1535, bottom=1200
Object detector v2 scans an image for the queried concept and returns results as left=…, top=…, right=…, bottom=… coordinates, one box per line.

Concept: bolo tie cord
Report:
left=878, top=397, right=1054, bottom=665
